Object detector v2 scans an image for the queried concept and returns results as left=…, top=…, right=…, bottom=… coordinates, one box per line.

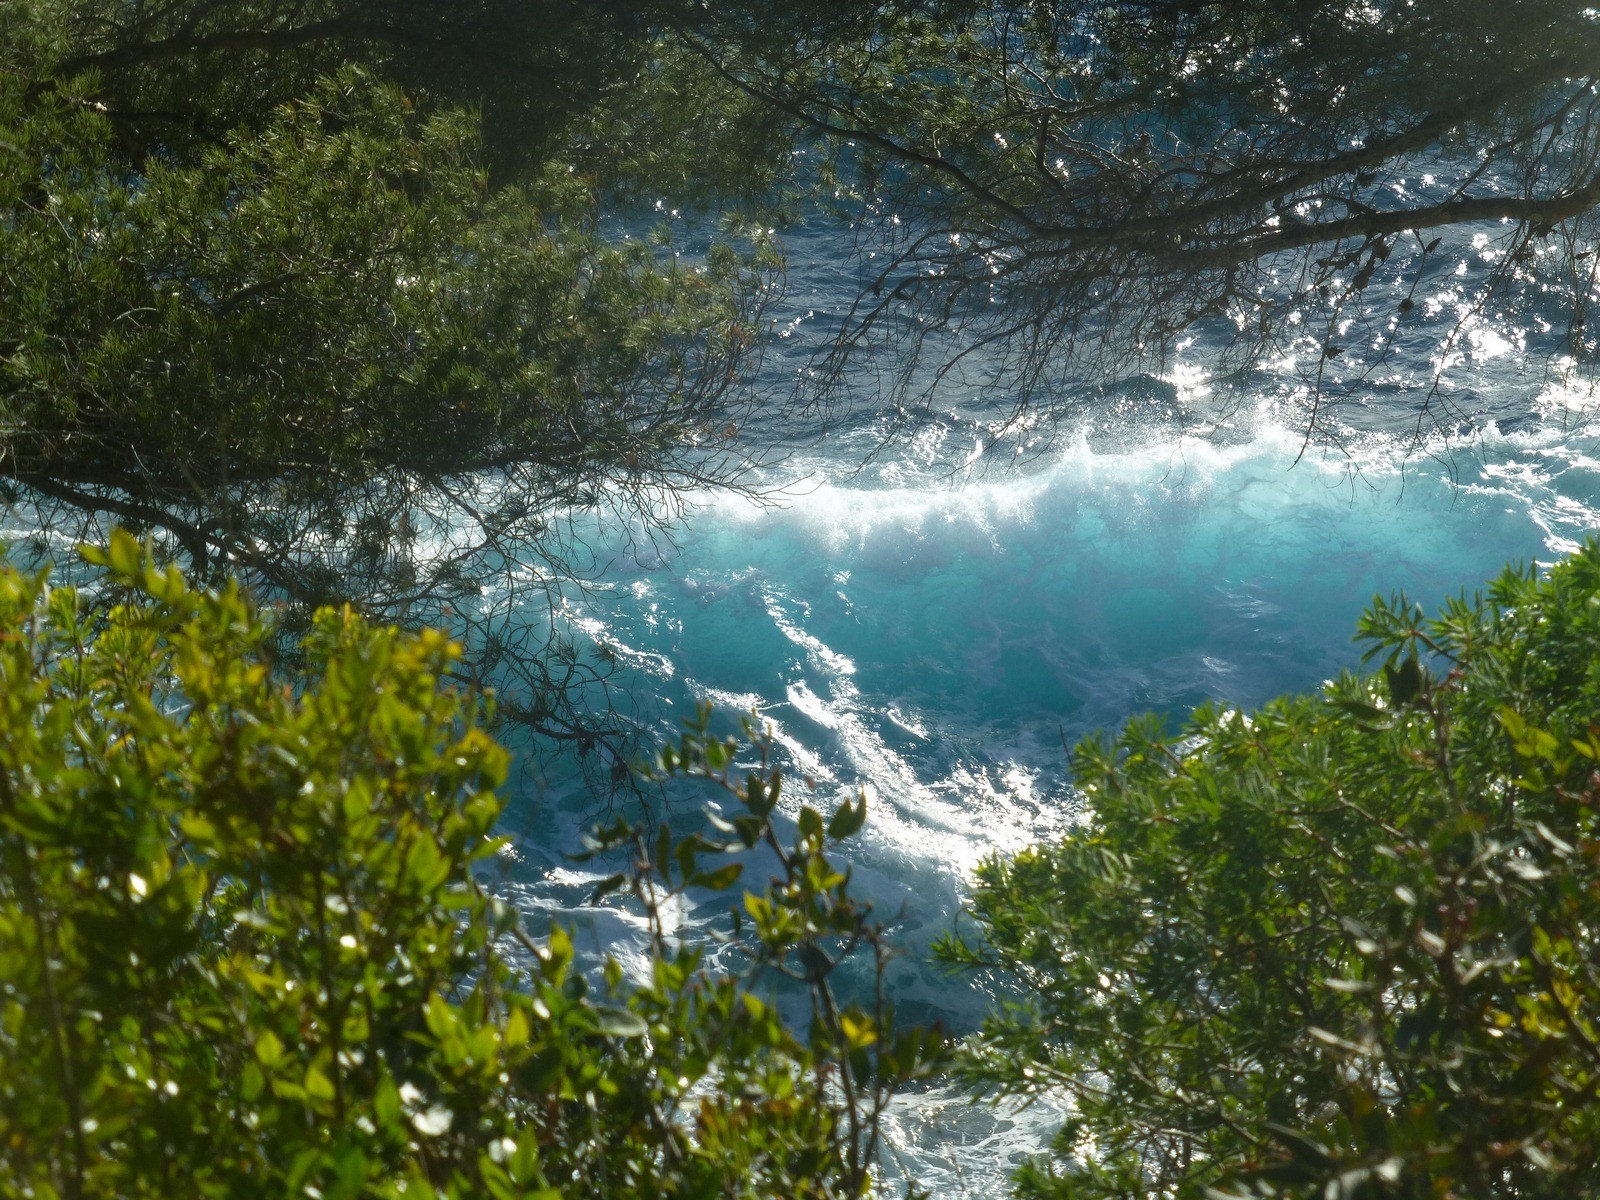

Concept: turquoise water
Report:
left=492, top=209, right=1600, bottom=1190
left=484, top=205, right=1600, bottom=1193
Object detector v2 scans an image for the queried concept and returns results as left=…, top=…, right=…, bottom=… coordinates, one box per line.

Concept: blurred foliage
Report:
left=946, top=541, right=1600, bottom=1199
left=0, top=531, right=943, bottom=1199
left=18, top=0, right=807, bottom=193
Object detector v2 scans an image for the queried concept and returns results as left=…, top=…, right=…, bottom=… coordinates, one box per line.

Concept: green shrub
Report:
left=946, top=544, right=1600, bottom=1199
left=0, top=532, right=941, bottom=1199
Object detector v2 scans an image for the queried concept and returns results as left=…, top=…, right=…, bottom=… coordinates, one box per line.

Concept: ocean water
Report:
left=493, top=212, right=1600, bottom=1194
left=9, top=191, right=1595, bottom=1194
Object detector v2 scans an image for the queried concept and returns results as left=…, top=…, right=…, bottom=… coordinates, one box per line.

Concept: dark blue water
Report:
left=503, top=210, right=1600, bottom=1194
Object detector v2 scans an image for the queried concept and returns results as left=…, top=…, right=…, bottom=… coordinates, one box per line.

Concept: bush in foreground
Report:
left=948, top=544, right=1600, bottom=1199
left=0, top=533, right=940, bottom=1200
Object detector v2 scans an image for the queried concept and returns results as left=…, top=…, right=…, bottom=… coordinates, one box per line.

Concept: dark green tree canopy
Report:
left=21, top=0, right=877, bottom=192
left=37, top=0, right=656, bottom=172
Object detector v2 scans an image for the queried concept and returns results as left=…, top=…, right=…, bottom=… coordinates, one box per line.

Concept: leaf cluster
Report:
left=0, top=531, right=938, bottom=1200
left=946, top=541, right=1600, bottom=1198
